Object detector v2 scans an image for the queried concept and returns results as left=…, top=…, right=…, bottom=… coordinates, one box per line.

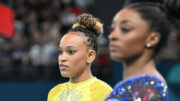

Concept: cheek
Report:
left=122, top=34, right=147, bottom=55
left=126, top=36, right=144, bottom=47
left=69, top=52, right=87, bottom=69
left=67, top=52, right=87, bottom=77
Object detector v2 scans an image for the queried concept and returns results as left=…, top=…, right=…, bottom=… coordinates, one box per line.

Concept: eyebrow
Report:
left=120, top=20, right=133, bottom=24
left=58, top=46, right=75, bottom=51
left=111, top=20, right=132, bottom=27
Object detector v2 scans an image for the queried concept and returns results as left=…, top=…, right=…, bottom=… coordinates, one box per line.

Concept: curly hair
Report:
left=69, top=13, right=103, bottom=53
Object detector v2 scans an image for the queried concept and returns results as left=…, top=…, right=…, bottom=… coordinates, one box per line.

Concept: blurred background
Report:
left=0, top=0, right=180, bottom=101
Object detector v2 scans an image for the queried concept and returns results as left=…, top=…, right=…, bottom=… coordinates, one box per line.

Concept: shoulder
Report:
left=106, top=74, right=168, bottom=101
left=115, top=74, right=166, bottom=89
left=91, top=78, right=113, bottom=95
left=49, top=82, right=68, bottom=93
left=92, top=78, right=113, bottom=91
left=47, top=82, right=68, bottom=100
left=90, top=78, right=113, bottom=101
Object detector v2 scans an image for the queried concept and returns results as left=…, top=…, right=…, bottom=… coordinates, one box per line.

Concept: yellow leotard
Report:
left=48, top=77, right=112, bottom=101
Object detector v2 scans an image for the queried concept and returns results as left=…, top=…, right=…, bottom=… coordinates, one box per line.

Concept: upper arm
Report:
left=105, top=75, right=168, bottom=101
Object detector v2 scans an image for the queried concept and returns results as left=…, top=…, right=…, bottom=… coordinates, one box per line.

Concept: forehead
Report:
left=59, top=32, right=86, bottom=47
left=113, top=8, right=144, bottom=25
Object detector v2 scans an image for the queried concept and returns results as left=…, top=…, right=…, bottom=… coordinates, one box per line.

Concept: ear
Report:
left=87, top=49, right=96, bottom=64
left=146, top=32, right=160, bottom=48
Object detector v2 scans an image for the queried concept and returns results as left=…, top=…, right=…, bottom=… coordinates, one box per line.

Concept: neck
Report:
left=123, top=58, right=156, bottom=80
left=122, top=52, right=166, bottom=83
left=70, top=66, right=93, bottom=83
left=122, top=50, right=158, bottom=80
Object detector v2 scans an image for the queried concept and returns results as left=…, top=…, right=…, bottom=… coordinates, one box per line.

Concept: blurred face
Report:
left=58, top=32, right=89, bottom=78
left=109, top=8, right=150, bottom=61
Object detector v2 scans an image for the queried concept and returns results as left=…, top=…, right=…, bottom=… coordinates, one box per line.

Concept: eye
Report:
left=67, top=50, right=76, bottom=55
left=121, top=27, right=130, bottom=33
left=58, top=50, right=63, bottom=55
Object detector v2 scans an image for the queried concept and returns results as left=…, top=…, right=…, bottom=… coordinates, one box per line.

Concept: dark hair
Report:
left=124, top=0, right=164, bottom=6
left=164, top=0, right=180, bottom=29
left=123, top=0, right=179, bottom=56
left=69, top=13, right=103, bottom=53
left=164, top=0, right=180, bottom=19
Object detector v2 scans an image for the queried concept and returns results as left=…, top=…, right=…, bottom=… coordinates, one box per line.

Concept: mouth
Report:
left=109, top=44, right=119, bottom=51
left=59, top=64, right=68, bottom=70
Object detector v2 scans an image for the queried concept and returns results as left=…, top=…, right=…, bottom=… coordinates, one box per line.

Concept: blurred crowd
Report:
left=0, top=0, right=101, bottom=80
left=0, top=0, right=180, bottom=81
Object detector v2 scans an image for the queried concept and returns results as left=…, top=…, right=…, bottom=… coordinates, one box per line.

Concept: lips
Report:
left=109, top=44, right=119, bottom=51
left=59, top=64, right=68, bottom=70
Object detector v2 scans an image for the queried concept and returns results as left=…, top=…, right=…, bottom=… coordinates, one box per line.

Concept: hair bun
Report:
left=164, top=0, right=180, bottom=19
left=72, top=13, right=103, bottom=37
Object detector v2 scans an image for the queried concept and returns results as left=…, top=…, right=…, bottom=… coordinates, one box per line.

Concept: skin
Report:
left=108, top=8, right=166, bottom=83
left=58, top=32, right=95, bottom=83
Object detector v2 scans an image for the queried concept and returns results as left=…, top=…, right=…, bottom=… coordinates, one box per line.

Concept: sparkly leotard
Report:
left=105, top=74, right=168, bottom=101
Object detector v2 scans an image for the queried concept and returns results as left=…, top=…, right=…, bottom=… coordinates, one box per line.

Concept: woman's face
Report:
left=58, top=32, right=89, bottom=78
left=109, top=8, right=150, bottom=61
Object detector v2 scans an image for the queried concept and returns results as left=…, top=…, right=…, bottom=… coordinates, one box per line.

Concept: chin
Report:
left=110, top=53, right=121, bottom=59
left=60, top=72, right=70, bottom=78
left=110, top=54, right=125, bottom=63
left=111, top=57, right=123, bottom=62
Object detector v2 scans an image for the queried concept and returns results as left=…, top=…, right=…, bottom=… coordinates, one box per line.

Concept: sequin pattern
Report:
left=59, top=88, right=83, bottom=101
left=105, top=74, right=168, bottom=101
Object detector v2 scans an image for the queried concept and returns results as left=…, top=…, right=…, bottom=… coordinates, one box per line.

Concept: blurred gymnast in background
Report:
left=48, top=13, right=112, bottom=101
left=105, top=0, right=180, bottom=100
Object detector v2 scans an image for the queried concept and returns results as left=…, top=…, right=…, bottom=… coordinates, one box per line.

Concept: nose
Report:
left=58, top=53, right=67, bottom=63
left=108, top=30, right=118, bottom=41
